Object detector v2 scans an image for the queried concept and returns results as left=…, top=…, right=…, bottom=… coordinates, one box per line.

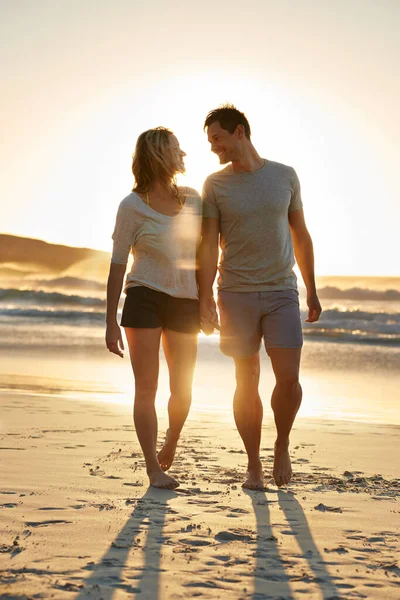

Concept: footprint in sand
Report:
left=184, top=581, right=224, bottom=589
left=123, top=482, right=142, bottom=487
left=314, top=503, right=343, bottom=513
left=215, top=530, right=254, bottom=543
left=88, top=467, right=105, bottom=476
left=92, top=503, right=115, bottom=511
left=53, top=582, right=84, bottom=593
left=25, top=520, right=73, bottom=527
left=179, top=538, right=212, bottom=547
left=226, top=507, right=250, bottom=518
left=345, top=529, right=362, bottom=533
left=0, top=538, right=24, bottom=556
left=324, top=545, right=349, bottom=554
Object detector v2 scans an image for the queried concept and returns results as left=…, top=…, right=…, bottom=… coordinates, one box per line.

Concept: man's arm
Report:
left=105, top=262, right=126, bottom=356
left=197, top=217, right=219, bottom=333
left=289, top=208, right=322, bottom=323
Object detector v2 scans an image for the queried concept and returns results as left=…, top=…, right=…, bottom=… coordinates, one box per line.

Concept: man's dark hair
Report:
left=204, top=104, right=251, bottom=139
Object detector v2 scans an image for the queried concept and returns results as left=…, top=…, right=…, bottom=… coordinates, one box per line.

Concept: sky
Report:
left=1, top=0, right=399, bottom=276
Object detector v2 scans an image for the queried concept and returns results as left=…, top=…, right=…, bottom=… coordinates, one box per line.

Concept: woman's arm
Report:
left=105, top=262, right=126, bottom=357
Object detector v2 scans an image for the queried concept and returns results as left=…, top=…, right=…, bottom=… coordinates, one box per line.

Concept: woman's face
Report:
left=169, top=135, right=186, bottom=173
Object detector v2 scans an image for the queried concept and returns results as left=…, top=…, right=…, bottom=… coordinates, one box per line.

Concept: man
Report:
left=198, top=105, right=321, bottom=490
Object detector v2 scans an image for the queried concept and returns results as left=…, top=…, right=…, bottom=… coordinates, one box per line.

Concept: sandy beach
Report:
left=2, top=0, right=400, bottom=596
left=1, top=378, right=399, bottom=599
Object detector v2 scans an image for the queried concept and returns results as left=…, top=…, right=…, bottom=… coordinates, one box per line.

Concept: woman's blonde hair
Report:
left=132, top=127, right=183, bottom=198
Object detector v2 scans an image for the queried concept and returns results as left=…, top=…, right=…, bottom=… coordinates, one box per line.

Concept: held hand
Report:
left=306, top=292, right=322, bottom=323
left=200, top=296, right=219, bottom=336
left=106, top=322, right=125, bottom=357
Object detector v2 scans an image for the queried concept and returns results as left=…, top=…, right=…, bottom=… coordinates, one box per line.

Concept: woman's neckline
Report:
left=133, top=189, right=187, bottom=218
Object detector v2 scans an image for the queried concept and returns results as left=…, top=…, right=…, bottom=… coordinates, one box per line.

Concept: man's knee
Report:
left=234, top=355, right=260, bottom=387
left=275, top=373, right=301, bottom=396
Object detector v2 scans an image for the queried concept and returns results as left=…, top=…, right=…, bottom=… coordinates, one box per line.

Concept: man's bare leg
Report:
left=157, top=329, right=197, bottom=471
left=268, top=347, right=302, bottom=487
left=125, top=327, right=179, bottom=489
left=233, top=354, right=264, bottom=490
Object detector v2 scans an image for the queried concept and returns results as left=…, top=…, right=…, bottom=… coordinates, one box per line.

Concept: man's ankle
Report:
left=275, top=437, right=290, bottom=450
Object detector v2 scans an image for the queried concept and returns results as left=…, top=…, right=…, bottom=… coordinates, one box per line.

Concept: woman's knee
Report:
left=134, top=378, right=158, bottom=402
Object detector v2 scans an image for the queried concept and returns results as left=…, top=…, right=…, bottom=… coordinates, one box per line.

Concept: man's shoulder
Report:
left=204, top=165, right=233, bottom=186
left=266, top=160, right=295, bottom=175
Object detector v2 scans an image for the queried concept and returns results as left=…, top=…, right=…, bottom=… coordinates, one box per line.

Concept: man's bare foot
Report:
left=157, top=429, right=178, bottom=472
left=273, top=441, right=292, bottom=487
left=148, top=469, right=179, bottom=490
left=242, top=460, right=264, bottom=490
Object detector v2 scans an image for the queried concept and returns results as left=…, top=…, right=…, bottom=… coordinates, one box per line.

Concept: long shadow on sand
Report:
left=75, top=487, right=177, bottom=599
left=245, top=489, right=342, bottom=600
left=244, top=489, right=294, bottom=599
left=277, top=490, right=341, bottom=599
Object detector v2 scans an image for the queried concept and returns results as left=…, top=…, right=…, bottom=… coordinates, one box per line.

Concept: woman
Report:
left=105, top=127, right=202, bottom=489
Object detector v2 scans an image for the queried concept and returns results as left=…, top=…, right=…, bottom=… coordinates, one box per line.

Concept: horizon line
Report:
left=1, top=231, right=399, bottom=279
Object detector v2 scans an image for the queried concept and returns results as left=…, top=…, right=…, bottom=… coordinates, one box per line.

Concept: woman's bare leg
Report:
left=124, top=327, right=179, bottom=489
left=157, top=329, right=198, bottom=471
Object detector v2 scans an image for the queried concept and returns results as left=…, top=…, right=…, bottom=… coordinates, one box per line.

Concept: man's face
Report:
left=207, top=121, right=241, bottom=164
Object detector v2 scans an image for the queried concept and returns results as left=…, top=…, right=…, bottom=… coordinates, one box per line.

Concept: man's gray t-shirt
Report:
left=202, top=160, right=302, bottom=292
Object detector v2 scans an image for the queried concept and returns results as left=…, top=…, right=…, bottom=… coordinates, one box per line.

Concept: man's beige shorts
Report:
left=217, top=289, right=303, bottom=358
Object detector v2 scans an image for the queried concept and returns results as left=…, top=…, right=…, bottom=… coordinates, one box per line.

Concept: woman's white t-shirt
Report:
left=111, top=187, right=202, bottom=300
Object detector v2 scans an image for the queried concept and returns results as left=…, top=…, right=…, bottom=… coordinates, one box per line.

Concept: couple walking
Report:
left=105, top=105, right=322, bottom=491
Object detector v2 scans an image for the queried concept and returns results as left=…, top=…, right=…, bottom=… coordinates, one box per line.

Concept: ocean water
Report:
left=1, top=277, right=399, bottom=348
left=1, top=276, right=399, bottom=425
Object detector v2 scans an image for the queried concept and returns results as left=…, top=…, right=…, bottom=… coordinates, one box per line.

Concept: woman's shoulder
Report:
left=118, top=191, right=145, bottom=212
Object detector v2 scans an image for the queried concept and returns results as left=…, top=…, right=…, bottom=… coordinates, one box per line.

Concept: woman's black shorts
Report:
left=121, top=286, right=200, bottom=334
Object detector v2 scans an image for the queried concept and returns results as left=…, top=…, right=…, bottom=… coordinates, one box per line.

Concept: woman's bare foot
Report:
left=242, top=459, right=264, bottom=490
left=273, top=441, right=292, bottom=487
left=148, top=469, right=179, bottom=489
left=157, top=429, right=179, bottom=472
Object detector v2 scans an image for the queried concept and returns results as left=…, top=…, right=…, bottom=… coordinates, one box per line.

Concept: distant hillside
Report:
left=0, top=234, right=109, bottom=272
left=0, top=234, right=112, bottom=290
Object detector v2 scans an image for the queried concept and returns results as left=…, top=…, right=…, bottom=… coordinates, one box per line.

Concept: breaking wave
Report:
left=0, top=288, right=105, bottom=308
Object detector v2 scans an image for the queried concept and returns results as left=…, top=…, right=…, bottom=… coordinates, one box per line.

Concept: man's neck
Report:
left=231, top=146, right=265, bottom=173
